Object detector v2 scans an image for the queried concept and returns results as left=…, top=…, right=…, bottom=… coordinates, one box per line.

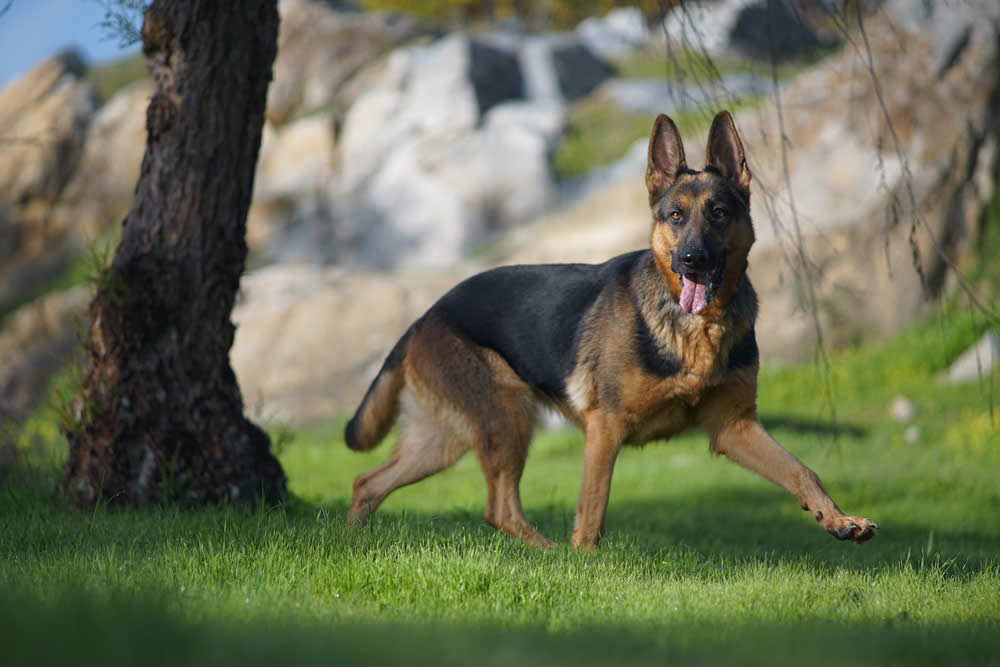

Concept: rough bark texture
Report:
left=61, top=0, right=286, bottom=509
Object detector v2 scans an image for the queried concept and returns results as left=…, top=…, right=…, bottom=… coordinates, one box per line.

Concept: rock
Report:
left=467, top=39, right=526, bottom=113
left=266, top=0, right=429, bottom=125
left=519, top=33, right=615, bottom=103
left=739, top=0, right=1000, bottom=359
left=576, top=7, right=650, bottom=58
left=889, top=395, right=916, bottom=423
left=231, top=264, right=466, bottom=422
left=658, top=0, right=754, bottom=59
left=0, top=286, right=90, bottom=422
left=547, top=39, right=617, bottom=102
left=0, top=50, right=97, bottom=204
left=339, top=35, right=511, bottom=191
left=333, top=34, right=559, bottom=269
left=0, top=50, right=99, bottom=308
left=729, top=1, right=829, bottom=62
left=657, top=0, right=834, bottom=62
left=58, top=80, right=153, bottom=238
left=904, top=425, right=920, bottom=445
left=247, top=114, right=337, bottom=266
left=944, top=331, right=1000, bottom=383
left=338, top=103, right=559, bottom=268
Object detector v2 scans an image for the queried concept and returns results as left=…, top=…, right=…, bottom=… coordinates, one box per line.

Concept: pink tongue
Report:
left=680, top=276, right=709, bottom=314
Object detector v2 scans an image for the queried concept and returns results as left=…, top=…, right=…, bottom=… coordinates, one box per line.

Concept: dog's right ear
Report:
left=646, top=114, right=687, bottom=203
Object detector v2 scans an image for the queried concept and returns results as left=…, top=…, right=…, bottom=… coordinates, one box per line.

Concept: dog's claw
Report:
left=826, top=516, right=878, bottom=544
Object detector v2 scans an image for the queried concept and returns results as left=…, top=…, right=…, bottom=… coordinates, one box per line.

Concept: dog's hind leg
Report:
left=347, top=388, right=470, bottom=527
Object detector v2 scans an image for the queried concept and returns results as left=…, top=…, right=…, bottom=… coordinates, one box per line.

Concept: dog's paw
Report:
left=825, top=515, right=878, bottom=544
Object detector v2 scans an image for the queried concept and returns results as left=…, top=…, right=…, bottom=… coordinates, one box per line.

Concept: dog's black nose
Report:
left=679, top=248, right=711, bottom=272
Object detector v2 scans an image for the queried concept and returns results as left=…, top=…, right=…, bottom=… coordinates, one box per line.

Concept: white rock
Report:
left=657, top=0, right=753, bottom=58
left=519, top=34, right=613, bottom=104
left=945, top=331, right=1000, bottom=383
left=576, top=7, right=650, bottom=58
left=889, top=395, right=917, bottom=423
left=333, top=35, right=560, bottom=269
left=247, top=114, right=337, bottom=266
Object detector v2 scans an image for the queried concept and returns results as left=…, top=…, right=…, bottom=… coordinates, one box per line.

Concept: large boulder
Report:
left=0, top=286, right=90, bottom=423
left=658, top=0, right=834, bottom=62
left=332, top=34, right=562, bottom=269
left=728, top=0, right=828, bottom=61
left=0, top=50, right=97, bottom=204
left=0, top=51, right=99, bottom=308
left=231, top=264, right=466, bottom=422
left=247, top=114, right=338, bottom=266
left=576, top=7, right=651, bottom=58
left=518, top=34, right=615, bottom=104
left=58, top=80, right=154, bottom=237
left=741, top=0, right=1000, bottom=358
left=267, top=0, right=430, bottom=125
left=658, top=0, right=754, bottom=58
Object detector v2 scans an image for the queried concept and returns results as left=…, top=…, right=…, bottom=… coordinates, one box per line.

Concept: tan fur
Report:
left=346, top=111, right=877, bottom=549
left=347, top=367, right=405, bottom=451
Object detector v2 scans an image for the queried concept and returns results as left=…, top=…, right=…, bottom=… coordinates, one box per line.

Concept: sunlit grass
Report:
left=3, top=306, right=999, bottom=666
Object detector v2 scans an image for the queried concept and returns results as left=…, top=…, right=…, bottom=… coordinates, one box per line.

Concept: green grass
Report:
left=2, top=308, right=999, bottom=666
left=553, top=98, right=659, bottom=180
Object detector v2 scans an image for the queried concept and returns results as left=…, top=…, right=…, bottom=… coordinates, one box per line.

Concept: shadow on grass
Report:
left=760, top=415, right=867, bottom=439
left=5, top=427, right=1000, bottom=597
left=323, top=491, right=1000, bottom=578
left=4, top=461, right=998, bottom=578
left=2, top=583, right=998, bottom=667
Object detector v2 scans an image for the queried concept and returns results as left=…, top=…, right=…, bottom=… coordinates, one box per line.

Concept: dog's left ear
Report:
left=706, top=110, right=751, bottom=194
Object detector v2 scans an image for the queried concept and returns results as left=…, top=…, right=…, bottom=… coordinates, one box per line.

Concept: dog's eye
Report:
left=713, top=207, right=726, bottom=219
left=669, top=210, right=682, bottom=222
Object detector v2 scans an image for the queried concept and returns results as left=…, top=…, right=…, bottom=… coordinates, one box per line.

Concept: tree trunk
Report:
left=61, top=0, right=286, bottom=509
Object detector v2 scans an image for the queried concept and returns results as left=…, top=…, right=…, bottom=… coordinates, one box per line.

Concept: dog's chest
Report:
left=621, top=323, right=733, bottom=444
left=621, top=366, right=720, bottom=444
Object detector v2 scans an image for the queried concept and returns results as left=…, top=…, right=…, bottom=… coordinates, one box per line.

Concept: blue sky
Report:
left=0, top=0, right=140, bottom=87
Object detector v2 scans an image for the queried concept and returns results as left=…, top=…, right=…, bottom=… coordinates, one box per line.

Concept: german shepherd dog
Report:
left=344, top=111, right=878, bottom=549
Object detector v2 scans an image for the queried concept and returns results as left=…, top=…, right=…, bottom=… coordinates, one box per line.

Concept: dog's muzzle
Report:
left=672, top=250, right=726, bottom=315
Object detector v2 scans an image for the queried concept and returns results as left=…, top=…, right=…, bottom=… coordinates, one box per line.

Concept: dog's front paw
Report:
left=824, top=515, right=878, bottom=544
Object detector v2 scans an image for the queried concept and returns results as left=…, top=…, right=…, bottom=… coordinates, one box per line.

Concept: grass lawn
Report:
left=2, top=306, right=999, bottom=666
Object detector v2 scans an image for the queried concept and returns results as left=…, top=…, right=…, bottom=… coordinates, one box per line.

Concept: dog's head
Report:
left=646, top=111, right=754, bottom=317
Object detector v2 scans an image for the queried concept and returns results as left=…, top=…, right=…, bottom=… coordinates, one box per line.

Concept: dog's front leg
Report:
left=571, top=414, right=624, bottom=550
left=705, top=407, right=878, bottom=544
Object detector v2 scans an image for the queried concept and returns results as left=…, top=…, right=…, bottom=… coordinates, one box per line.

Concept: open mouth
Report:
left=679, top=265, right=725, bottom=315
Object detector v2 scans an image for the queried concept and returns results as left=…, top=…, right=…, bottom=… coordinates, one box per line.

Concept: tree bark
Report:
left=61, top=0, right=286, bottom=508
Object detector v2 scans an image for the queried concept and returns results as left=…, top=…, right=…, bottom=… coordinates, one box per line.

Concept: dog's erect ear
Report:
left=706, top=110, right=751, bottom=194
left=647, top=114, right=687, bottom=203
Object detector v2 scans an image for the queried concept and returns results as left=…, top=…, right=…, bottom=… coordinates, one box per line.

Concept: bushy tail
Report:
left=344, top=329, right=410, bottom=451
